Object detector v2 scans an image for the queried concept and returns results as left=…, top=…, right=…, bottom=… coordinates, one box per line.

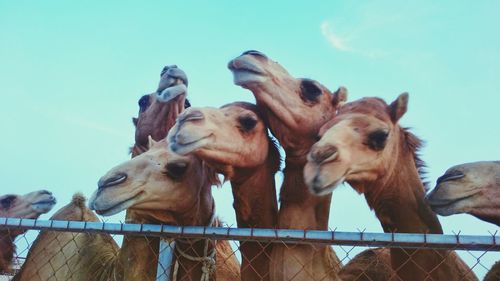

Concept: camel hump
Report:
left=71, top=193, right=87, bottom=208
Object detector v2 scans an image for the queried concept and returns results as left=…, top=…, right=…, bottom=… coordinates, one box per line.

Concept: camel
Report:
left=484, top=262, right=500, bottom=281
left=168, top=102, right=280, bottom=280
left=425, top=161, right=500, bottom=281
left=15, top=66, right=192, bottom=281
left=90, top=138, right=241, bottom=281
left=131, top=64, right=190, bottom=157
left=0, top=190, right=56, bottom=273
left=118, top=64, right=191, bottom=280
left=13, top=193, right=119, bottom=281
left=228, top=50, right=346, bottom=280
left=304, top=93, right=477, bottom=280
left=426, top=161, right=500, bottom=226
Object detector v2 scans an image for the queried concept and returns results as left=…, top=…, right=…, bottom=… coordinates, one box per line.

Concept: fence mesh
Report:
left=1, top=219, right=498, bottom=281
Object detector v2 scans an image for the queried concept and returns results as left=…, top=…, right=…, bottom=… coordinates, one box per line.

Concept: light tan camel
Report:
left=15, top=66, right=192, bottom=281
left=426, top=161, right=500, bottom=226
left=90, top=139, right=241, bottom=281
left=168, top=102, right=280, bottom=280
left=304, top=94, right=477, bottom=280
left=228, top=50, right=346, bottom=280
left=13, top=193, right=119, bottom=281
left=426, top=161, right=500, bottom=281
left=0, top=190, right=55, bottom=273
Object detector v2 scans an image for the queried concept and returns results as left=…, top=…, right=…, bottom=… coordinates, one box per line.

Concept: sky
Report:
left=1, top=0, right=499, bottom=277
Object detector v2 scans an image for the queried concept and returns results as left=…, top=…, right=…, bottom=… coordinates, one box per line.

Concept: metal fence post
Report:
left=157, top=239, right=176, bottom=281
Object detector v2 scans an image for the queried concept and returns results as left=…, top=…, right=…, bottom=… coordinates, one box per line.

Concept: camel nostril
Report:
left=241, top=50, right=267, bottom=58
left=98, top=173, right=127, bottom=189
left=40, top=190, right=52, bottom=195
left=181, top=110, right=204, bottom=122
left=310, top=145, right=338, bottom=164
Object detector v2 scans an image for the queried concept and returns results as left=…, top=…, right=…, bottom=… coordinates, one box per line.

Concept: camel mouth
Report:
left=310, top=177, right=345, bottom=196
left=93, top=192, right=144, bottom=217
left=228, top=57, right=267, bottom=85
left=170, top=135, right=212, bottom=156
left=156, top=84, right=187, bottom=103
left=426, top=192, right=478, bottom=216
left=31, top=195, right=57, bottom=213
left=32, top=198, right=57, bottom=212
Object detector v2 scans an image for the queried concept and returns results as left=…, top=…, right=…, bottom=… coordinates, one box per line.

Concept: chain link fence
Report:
left=1, top=218, right=498, bottom=281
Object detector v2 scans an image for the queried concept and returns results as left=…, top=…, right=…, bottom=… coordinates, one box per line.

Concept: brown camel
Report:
left=118, top=64, right=191, bottom=280
left=228, top=50, right=346, bottom=280
left=426, top=161, right=500, bottom=226
left=13, top=193, right=119, bottom=281
left=131, top=64, right=190, bottom=157
left=426, top=161, right=500, bottom=281
left=168, top=102, right=280, bottom=280
left=484, top=261, right=500, bottom=281
left=304, top=93, right=477, bottom=280
left=0, top=190, right=56, bottom=273
left=90, top=138, right=241, bottom=281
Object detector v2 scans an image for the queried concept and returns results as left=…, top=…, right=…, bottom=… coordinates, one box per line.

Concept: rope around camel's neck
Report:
left=170, top=200, right=217, bottom=281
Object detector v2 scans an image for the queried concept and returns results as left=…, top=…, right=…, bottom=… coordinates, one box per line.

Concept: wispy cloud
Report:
left=320, top=21, right=351, bottom=52
left=320, top=20, right=388, bottom=59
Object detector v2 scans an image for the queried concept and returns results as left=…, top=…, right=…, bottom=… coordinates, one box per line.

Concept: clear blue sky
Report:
left=1, top=0, right=499, bottom=276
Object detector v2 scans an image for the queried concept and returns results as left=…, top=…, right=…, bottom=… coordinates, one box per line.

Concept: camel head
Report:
left=0, top=190, right=56, bottom=219
left=90, top=139, right=218, bottom=224
left=228, top=50, right=347, bottom=160
left=304, top=93, right=411, bottom=196
left=426, top=161, right=500, bottom=226
left=168, top=102, right=280, bottom=179
left=132, top=65, right=190, bottom=156
left=49, top=193, right=99, bottom=222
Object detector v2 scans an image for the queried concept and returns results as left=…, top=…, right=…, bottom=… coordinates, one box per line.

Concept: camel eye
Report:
left=165, top=162, right=189, bottom=179
left=238, top=115, right=258, bottom=131
left=0, top=195, right=16, bottom=209
left=300, top=79, right=322, bottom=102
left=366, top=129, right=389, bottom=151
left=138, top=95, right=151, bottom=113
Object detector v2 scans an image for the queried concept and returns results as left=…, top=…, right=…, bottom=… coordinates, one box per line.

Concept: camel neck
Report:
left=363, top=154, right=442, bottom=234
left=279, top=160, right=332, bottom=230
left=0, top=231, right=15, bottom=272
left=173, top=197, right=217, bottom=281
left=231, top=162, right=278, bottom=229
left=134, top=97, right=184, bottom=151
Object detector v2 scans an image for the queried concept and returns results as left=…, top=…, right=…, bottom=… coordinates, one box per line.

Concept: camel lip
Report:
left=94, top=193, right=143, bottom=216
left=170, top=135, right=211, bottom=155
left=228, top=57, right=266, bottom=75
left=32, top=198, right=57, bottom=206
left=310, top=177, right=345, bottom=196
left=156, top=84, right=187, bottom=103
left=426, top=192, right=477, bottom=209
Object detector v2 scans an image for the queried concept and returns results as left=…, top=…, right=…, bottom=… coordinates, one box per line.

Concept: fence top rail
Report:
left=1, top=217, right=498, bottom=251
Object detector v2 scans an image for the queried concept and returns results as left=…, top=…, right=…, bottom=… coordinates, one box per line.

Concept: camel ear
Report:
left=132, top=117, right=138, bottom=127
left=147, top=136, right=157, bottom=149
left=332, top=86, right=348, bottom=107
left=388, top=92, right=409, bottom=123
